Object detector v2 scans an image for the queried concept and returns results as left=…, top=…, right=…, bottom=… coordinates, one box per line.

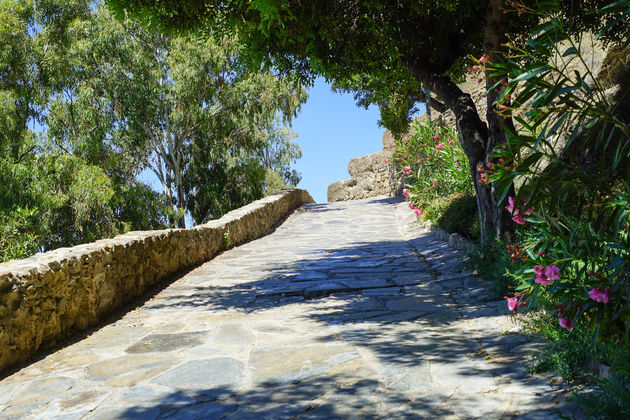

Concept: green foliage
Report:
left=184, top=154, right=267, bottom=224
left=256, top=122, right=302, bottom=194
left=106, top=0, right=489, bottom=127
left=0, top=207, right=39, bottom=262
left=466, top=235, right=518, bottom=299
left=391, top=119, right=473, bottom=217
left=0, top=154, right=122, bottom=261
left=430, top=192, right=479, bottom=241
left=483, top=0, right=630, bottom=410
left=524, top=312, right=599, bottom=383
left=62, top=6, right=306, bottom=227
left=0, top=0, right=304, bottom=260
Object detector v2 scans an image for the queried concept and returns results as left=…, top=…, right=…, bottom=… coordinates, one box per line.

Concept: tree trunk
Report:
left=482, top=0, right=516, bottom=240
left=403, top=0, right=518, bottom=243
left=175, top=166, right=186, bottom=229
left=405, top=66, right=508, bottom=242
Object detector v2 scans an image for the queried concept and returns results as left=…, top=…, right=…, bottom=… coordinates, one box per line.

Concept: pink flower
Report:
left=402, top=188, right=410, bottom=197
left=559, top=317, right=574, bottom=331
left=433, top=135, right=440, bottom=141
left=506, top=296, right=518, bottom=313
left=414, top=208, right=423, bottom=216
left=588, top=287, right=610, bottom=303
left=448, top=139, right=454, bottom=145
left=535, top=275, right=552, bottom=286
left=534, top=265, right=545, bottom=276
left=512, top=215, right=525, bottom=225
left=432, top=182, right=437, bottom=188
left=436, top=142, right=444, bottom=150
left=385, top=156, right=390, bottom=165
left=402, top=166, right=412, bottom=175
left=544, top=265, right=560, bottom=281
left=524, top=206, right=535, bottom=216
left=471, top=65, right=479, bottom=70
left=408, top=204, right=417, bottom=210
left=506, top=196, right=516, bottom=214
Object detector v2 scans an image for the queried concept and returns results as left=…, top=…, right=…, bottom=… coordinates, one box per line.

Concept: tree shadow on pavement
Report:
left=111, top=371, right=573, bottom=419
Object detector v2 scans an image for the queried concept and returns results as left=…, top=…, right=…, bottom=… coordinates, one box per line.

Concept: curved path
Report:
left=0, top=198, right=581, bottom=419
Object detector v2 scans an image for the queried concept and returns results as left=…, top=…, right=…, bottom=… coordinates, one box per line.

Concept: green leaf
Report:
left=562, top=46, right=578, bottom=57
left=512, top=66, right=550, bottom=82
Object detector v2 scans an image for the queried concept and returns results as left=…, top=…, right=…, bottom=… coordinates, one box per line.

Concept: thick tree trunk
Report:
left=482, top=0, right=516, bottom=240
left=404, top=0, right=518, bottom=242
left=405, top=66, right=509, bottom=242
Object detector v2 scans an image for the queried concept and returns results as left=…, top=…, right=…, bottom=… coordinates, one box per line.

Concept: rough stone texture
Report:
left=327, top=150, right=403, bottom=202
left=0, top=188, right=314, bottom=373
left=0, top=197, right=584, bottom=419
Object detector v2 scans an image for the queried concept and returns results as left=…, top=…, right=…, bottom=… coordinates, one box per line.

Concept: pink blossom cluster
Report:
left=505, top=196, right=534, bottom=225
left=402, top=165, right=412, bottom=175
left=506, top=244, right=526, bottom=263
left=467, top=54, right=490, bottom=83
left=558, top=317, right=574, bottom=331
left=407, top=202, right=423, bottom=216
left=588, top=287, right=610, bottom=303
left=533, top=264, right=560, bottom=286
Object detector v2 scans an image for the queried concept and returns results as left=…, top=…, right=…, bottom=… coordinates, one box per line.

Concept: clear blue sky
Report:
left=292, top=78, right=384, bottom=203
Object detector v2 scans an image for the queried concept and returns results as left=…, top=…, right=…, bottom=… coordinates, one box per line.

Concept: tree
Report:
left=257, top=121, right=302, bottom=194
left=0, top=0, right=169, bottom=261
left=45, top=4, right=306, bottom=227
left=107, top=0, right=620, bottom=241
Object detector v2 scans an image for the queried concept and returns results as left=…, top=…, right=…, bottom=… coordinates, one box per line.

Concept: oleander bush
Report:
left=483, top=1, right=630, bottom=415
left=389, top=119, right=474, bottom=238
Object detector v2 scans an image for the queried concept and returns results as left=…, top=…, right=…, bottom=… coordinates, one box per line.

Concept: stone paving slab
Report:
left=0, top=197, right=583, bottom=419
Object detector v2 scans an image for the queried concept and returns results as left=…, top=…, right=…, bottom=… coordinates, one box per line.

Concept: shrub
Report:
left=390, top=118, right=473, bottom=218
left=483, top=0, right=630, bottom=411
left=434, top=192, right=479, bottom=241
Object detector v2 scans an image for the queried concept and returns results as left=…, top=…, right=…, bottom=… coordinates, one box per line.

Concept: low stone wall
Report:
left=0, top=189, right=314, bottom=372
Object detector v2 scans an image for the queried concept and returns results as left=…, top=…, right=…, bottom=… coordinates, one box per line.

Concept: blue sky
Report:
left=291, top=78, right=386, bottom=203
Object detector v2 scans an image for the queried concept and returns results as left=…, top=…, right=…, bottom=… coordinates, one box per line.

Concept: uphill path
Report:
left=0, top=197, right=582, bottom=419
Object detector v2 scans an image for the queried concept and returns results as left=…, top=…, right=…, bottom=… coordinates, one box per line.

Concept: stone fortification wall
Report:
left=327, top=149, right=404, bottom=202
left=326, top=74, right=485, bottom=203
left=0, top=189, right=314, bottom=372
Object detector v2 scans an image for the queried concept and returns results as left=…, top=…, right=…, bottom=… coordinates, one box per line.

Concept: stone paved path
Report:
left=0, top=197, right=581, bottom=419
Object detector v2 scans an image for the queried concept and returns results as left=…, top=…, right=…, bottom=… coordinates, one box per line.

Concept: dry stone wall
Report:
left=0, top=189, right=314, bottom=372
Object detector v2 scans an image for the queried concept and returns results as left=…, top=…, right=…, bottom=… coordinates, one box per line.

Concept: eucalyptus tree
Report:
left=44, top=4, right=306, bottom=227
